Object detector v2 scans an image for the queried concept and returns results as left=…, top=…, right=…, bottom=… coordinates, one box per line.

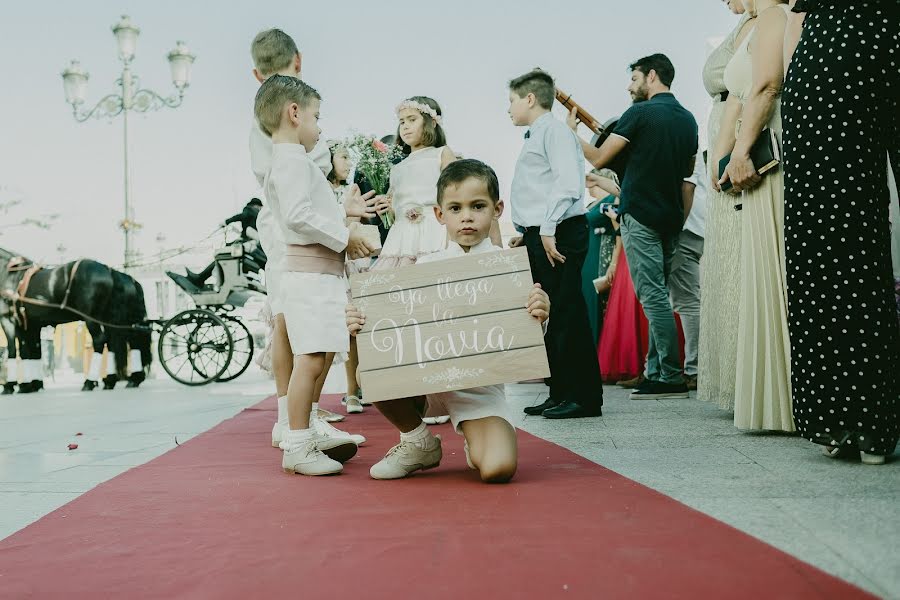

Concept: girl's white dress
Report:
left=371, top=145, right=448, bottom=270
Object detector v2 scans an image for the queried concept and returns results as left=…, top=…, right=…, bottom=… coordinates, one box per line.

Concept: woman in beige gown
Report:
left=697, top=4, right=754, bottom=410
left=719, top=0, right=793, bottom=432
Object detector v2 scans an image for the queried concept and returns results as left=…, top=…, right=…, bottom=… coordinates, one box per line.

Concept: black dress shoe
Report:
left=543, top=400, right=603, bottom=419
left=524, top=397, right=561, bottom=415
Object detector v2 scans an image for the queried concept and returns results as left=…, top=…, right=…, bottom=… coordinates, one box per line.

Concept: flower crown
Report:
left=395, top=99, right=443, bottom=126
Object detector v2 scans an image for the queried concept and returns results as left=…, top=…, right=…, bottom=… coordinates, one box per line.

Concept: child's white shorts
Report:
left=280, top=272, right=349, bottom=355
left=426, top=384, right=510, bottom=434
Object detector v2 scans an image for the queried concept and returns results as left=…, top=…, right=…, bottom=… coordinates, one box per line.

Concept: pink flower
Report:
left=373, top=140, right=389, bottom=153
left=405, top=206, right=424, bottom=224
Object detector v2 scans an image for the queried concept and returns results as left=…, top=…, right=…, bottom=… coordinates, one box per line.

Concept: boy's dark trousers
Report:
left=522, top=215, right=603, bottom=416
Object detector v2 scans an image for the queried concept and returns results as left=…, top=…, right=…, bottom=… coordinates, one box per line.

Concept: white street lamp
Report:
left=112, top=15, right=140, bottom=62
left=60, top=15, right=195, bottom=270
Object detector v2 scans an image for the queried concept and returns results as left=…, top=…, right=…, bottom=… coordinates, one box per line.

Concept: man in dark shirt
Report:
left=577, top=53, right=698, bottom=399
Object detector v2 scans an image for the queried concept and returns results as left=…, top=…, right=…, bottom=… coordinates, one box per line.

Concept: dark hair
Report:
left=327, top=144, right=348, bottom=185
left=628, top=53, right=675, bottom=88
left=436, top=159, right=500, bottom=206
left=396, top=96, right=447, bottom=154
left=508, top=69, right=555, bottom=110
left=248, top=198, right=263, bottom=207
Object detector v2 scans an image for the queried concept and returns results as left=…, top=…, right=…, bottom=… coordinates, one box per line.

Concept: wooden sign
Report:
left=349, top=247, right=550, bottom=402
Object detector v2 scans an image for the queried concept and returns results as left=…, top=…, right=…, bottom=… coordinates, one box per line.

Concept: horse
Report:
left=0, top=246, right=152, bottom=394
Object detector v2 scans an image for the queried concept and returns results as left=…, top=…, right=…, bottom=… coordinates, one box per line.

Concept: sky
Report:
left=0, top=1, right=739, bottom=270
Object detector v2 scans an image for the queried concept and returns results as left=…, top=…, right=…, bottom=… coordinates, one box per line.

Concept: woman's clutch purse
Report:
left=593, top=275, right=611, bottom=295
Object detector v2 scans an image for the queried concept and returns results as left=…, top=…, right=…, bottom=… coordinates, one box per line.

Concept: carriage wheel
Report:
left=158, top=309, right=234, bottom=386
left=215, top=317, right=254, bottom=383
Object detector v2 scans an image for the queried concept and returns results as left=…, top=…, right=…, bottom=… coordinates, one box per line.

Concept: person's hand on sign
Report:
left=346, top=304, right=365, bottom=336
left=508, top=235, right=523, bottom=248
left=526, top=283, right=550, bottom=323
left=541, top=235, right=566, bottom=267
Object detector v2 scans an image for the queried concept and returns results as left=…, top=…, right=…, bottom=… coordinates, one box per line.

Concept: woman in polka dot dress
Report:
left=782, top=0, right=899, bottom=464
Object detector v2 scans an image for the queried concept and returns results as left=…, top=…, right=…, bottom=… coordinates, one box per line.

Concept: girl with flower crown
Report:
left=371, top=96, right=457, bottom=270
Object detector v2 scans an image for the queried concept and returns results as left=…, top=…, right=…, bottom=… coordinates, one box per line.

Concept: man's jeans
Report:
left=669, top=230, right=704, bottom=377
left=620, top=214, right=683, bottom=385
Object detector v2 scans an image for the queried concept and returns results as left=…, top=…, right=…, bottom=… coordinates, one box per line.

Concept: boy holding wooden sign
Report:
left=347, top=160, right=550, bottom=483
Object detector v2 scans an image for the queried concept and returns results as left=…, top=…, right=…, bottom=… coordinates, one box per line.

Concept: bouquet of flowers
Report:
left=345, top=134, right=405, bottom=228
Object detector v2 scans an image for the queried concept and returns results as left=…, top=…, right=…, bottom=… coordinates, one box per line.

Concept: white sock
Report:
left=284, top=427, right=314, bottom=451
left=277, top=395, right=288, bottom=426
left=107, top=352, right=117, bottom=376
left=87, top=352, right=103, bottom=381
left=311, top=402, right=319, bottom=420
left=129, top=349, right=143, bottom=373
left=400, top=422, right=434, bottom=448
left=21, top=359, right=42, bottom=383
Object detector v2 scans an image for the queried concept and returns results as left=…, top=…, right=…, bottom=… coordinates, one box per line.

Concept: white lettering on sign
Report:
left=436, top=276, right=495, bottom=305
left=369, top=317, right=516, bottom=368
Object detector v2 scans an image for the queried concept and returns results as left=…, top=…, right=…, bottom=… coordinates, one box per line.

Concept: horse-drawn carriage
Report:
left=160, top=239, right=264, bottom=386
left=1, top=233, right=266, bottom=392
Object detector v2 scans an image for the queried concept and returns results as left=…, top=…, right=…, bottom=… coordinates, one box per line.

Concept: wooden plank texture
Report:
left=350, top=248, right=550, bottom=402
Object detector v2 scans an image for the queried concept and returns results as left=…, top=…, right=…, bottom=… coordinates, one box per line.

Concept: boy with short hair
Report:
left=507, top=69, right=603, bottom=419
left=248, top=29, right=374, bottom=447
left=346, top=159, right=550, bottom=483
left=255, top=75, right=375, bottom=475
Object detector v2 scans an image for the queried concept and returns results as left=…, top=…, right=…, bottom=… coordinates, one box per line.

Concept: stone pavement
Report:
left=1, top=369, right=897, bottom=597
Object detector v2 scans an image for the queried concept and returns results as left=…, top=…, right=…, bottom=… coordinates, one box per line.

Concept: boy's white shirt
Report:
left=252, top=122, right=333, bottom=266
left=263, top=143, right=348, bottom=256
left=415, top=237, right=496, bottom=264
left=250, top=122, right=331, bottom=187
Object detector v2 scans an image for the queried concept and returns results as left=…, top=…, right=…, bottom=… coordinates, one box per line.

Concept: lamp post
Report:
left=61, top=15, right=195, bottom=270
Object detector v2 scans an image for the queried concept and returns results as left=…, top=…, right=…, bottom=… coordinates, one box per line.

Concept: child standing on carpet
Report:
left=255, top=75, right=376, bottom=476
left=346, top=159, right=551, bottom=483
left=248, top=29, right=373, bottom=445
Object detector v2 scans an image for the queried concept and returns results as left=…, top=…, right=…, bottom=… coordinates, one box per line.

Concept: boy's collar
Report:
left=449, top=237, right=496, bottom=255
left=525, top=112, right=553, bottom=136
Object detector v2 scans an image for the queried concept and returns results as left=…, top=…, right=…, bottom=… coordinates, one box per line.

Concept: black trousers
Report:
left=523, top=215, right=603, bottom=408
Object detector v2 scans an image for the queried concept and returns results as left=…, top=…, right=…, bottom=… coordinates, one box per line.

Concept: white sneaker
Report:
left=314, top=429, right=359, bottom=463
left=271, top=421, right=285, bottom=449
left=423, top=415, right=451, bottom=425
left=314, top=417, right=366, bottom=446
left=282, top=439, right=343, bottom=476
left=463, top=440, right=475, bottom=470
left=344, top=395, right=364, bottom=414
left=370, top=435, right=442, bottom=480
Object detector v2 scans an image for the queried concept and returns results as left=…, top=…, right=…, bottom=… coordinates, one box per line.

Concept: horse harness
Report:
left=2, top=259, right=83, bottom=330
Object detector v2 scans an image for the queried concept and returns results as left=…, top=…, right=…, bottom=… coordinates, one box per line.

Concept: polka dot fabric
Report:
left=782, top=1, right=900, bottom=456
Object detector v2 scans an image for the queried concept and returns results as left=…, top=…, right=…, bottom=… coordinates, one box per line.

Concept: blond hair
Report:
left=251, top=29, right=299, bottom=77
left=254, top=75, right=321, bottom=137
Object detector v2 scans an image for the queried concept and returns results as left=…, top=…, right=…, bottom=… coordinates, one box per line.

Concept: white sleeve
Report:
left=272, top=162, right=349, bottom=253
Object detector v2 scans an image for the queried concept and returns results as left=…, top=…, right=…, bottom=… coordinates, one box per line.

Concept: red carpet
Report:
left=0, top=395, right=873, bottom=599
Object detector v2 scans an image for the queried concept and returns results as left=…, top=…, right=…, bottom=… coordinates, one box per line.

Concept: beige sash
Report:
left=283, top=244, right=345, bottom=276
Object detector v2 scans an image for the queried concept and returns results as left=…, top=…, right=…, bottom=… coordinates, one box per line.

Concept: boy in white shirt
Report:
left=248, top=29, right=375, bottom=447
left=346, top=160, right=551, bottom=483
left=255, top=75, right=376, bottom=476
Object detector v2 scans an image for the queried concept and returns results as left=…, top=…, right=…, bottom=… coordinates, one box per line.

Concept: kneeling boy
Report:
left=346, top=159, right=550, bottom=483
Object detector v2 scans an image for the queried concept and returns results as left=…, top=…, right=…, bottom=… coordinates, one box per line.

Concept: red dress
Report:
left=597, top=250, right=685, bottom=383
